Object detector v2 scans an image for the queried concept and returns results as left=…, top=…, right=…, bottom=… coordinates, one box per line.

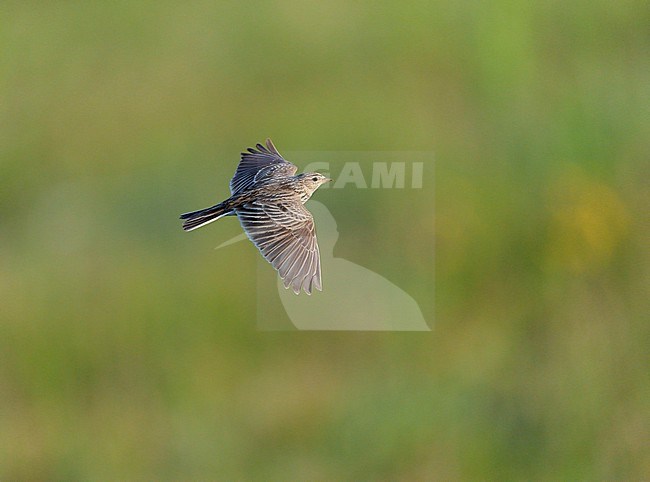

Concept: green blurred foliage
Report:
left=1, top=1, right=648, bottom=479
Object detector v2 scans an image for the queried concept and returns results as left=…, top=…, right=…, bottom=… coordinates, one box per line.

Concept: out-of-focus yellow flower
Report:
left=546, top=166, right=630, bottom=273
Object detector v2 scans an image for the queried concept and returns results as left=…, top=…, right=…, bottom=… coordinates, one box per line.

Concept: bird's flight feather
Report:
left=236, top=200, right=321, bottom=294
left=229, top=139, right=297, bottom=195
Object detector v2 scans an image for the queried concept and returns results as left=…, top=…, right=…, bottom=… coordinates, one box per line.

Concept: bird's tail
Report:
left=180, top=202, right=232, bottom=231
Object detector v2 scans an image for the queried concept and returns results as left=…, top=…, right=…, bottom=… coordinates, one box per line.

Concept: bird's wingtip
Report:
left=265, top=138, right=280, bottom=155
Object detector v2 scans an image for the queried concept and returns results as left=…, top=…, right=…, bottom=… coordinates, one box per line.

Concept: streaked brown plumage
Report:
left=180, top=139, right=330, bottom=294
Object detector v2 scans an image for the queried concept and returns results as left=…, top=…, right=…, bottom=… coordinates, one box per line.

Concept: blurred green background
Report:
left=1, top=1, right=648, bottom=480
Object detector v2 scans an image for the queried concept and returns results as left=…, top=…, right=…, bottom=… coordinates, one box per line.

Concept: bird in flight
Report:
left=180, top=139, right=331, bottom=294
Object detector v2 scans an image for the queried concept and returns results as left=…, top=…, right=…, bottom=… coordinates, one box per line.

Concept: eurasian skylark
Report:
left=180, top=139, right=330, bottom=294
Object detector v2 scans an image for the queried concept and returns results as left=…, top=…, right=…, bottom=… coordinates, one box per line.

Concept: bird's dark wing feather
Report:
left=236, top=200, right=322, bottom=294
left=230, top=138, right=297, bottom=195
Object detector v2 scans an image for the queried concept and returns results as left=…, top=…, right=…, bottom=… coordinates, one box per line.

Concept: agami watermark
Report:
left=304, top=161, right=424, bottom=189
left=214, top=150, right=434, bottom=331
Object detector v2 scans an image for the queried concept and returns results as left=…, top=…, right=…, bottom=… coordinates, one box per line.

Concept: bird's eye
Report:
left=312, top=177, right=318, bottom=182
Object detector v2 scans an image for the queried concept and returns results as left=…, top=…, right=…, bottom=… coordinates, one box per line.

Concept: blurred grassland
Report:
left=1, top=1, right=649, bottom=480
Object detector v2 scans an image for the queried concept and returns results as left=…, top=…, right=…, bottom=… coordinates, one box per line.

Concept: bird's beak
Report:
left=325, top=178, right=332, bottom=183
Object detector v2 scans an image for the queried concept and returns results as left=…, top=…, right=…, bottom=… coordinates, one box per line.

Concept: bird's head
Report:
left=299, top=172, right=331, bottom=195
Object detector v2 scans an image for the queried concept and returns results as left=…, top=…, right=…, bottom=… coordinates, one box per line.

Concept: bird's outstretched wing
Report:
left=230, top=138, right=297, bottom=195
left=236, top=200, right=322, bottom=294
